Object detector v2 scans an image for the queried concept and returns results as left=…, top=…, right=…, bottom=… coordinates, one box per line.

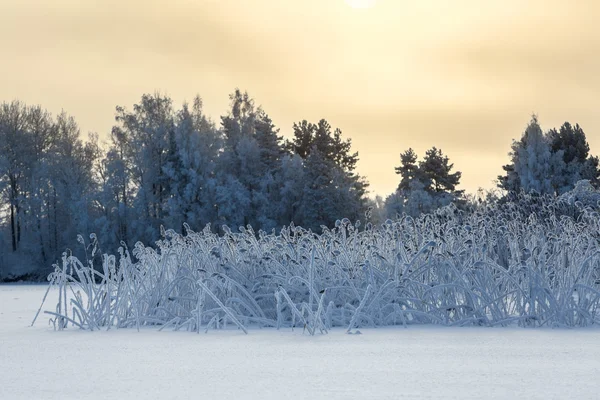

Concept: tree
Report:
left=419, top=147, right=463, bottom=196
left=387, top=147, right=462, bottom=217
left=287, top=119, right=359, bottom=172
left=0, top=101, right=30, bottom=253
left=384, top=191, right=405, bottom=219
left=299, top=149, right=343, bottom=230
left=287, top=118, right=368, bottom=230
left=0, top=102, right=56, bottom=263
left=549, top=122, right=589, bottom=165
left=277, top=154, right=305, bottom=226
left=498, top=117, right=599, bottom=195
left=287, top=120, right=313, bottom=159
left=254, top=110, right=285, bottom=173
left=111, top=93, right=176, bottom=243
left=47, top=113, right=100, bottom=261
left=96, top=129, right=134, bottom=248
left=217, top=89, right=286, bottom=231
left=164, top=96, right=222, bottom=232
left=0, top=101, right=100, bottom=278
left=395, top=148, right=419, bottom=192
left=498, top=116, right=553, bottom=194
left=1, top=92, right=381, bottom=278
left=548, top=122, right=600, bottom=192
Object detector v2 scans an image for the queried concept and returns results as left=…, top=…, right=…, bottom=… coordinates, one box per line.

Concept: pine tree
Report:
left=498, top=117, right=599, bottom=195
left=299, top=149, right=339, bottom=230
left=388, top=147, right=462, bottom=217
left=419, top=147, right=463, bottom=196
left=549, top=122, right=589, bottom=164
left=548, top=122, right=600, bottom=192
left=288, top=120, right=314, bottom=159
left=286, top=118, right=368, bottom=229
left=217, top=89, right=286, bottom=231
left=254, top=110, right=285, bottom=173
left=288, top=119, right=359, bottom=172
left=394, top=148, right=419, bottom=192
left=165, top=96, right=222, bottom=233
left=277, top=154, right=305, bottom=227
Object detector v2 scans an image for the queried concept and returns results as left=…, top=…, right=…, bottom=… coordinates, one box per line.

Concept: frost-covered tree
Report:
left=164, top=96, right=222, bottom=232
left=277, top=154, right=305, bottom=227
left=111, top=93, right=176, bottom=243
left=365, top=195, right=386, bottom=226
left=420, top=147, right=463, bottom=196
left=404, top=179, right=437, bottom=217
left=215, top=174, right=251, bottom=230
left=288, top=119, right=359, bottom=172
left=217, top=89, right=286, bottom=231
left=297, top=149, right=367, bottom=231
left=558, top=179, right=600, bottom=209
left=95, top=129, right=134, bottom=248
left=394, top=148, right=420, bottom=192
left=0, top=101, right=31, bottom=253
left=299, top=149, right=343, bottom=230
left=47, top=113, right=100, bottom=260
left=255, top=111, right=285, bottom=173
left=499, top=116, right=554, bottom=194
left=387, top=147, right=462, bottom=217
left=0, top=101, right=100, bottom=278
left=0, top=102, right=57, bottom=265
left=498, top=117, right=599, bottom=195
left=548, top=122, right=600, bottom=193
left=2, top=92, right=382, bottom=278
left=383, top=191, right=404, bottom=219
left=287, top=118, right=368, bottom=230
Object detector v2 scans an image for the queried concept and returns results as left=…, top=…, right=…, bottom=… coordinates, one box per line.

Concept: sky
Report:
left=1, top=0, right=599, bottom=197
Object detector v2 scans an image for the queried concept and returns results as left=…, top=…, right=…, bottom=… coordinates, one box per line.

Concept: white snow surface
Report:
left=2, top=285, right=600, bottom=400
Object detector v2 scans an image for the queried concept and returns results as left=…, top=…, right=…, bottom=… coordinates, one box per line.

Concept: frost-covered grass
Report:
left=38, top=195, right=600, bottom=333
left=4, top=285, right=600, bottom=400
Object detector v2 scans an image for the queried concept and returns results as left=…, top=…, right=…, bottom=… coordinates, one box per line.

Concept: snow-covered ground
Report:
left=2, top=285, right=600, bottom=399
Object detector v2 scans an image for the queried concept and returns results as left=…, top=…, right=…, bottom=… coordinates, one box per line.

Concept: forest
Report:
left=1, top=90, right=599, bottom=281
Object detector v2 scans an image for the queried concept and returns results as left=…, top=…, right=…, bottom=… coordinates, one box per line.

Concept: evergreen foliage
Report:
left=386, top=147, right=462, bottom=217
left=498, top=116, right=600, bottom=195
left=286, top=118, right=368, bottom=231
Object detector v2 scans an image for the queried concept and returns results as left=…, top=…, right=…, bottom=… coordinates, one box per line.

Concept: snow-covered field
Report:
left=2, top=284, right=600, bottom=400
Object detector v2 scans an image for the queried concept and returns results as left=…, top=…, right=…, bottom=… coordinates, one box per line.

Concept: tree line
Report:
left=0, top=91, right=598, bottom=280
left=383, top=115, right=600, bottom=218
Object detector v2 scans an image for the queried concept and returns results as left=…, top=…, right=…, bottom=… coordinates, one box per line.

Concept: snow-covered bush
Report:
left=559, top=180, right=600, bottom=210
left=37, top=194, right=600, bottom=333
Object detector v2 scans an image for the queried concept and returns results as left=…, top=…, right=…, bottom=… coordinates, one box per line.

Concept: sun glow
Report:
left=345, top=0, right=377, bottom=9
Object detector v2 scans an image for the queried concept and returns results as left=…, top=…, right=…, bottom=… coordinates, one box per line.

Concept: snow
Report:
left=2, top=285, right=600, bottom=399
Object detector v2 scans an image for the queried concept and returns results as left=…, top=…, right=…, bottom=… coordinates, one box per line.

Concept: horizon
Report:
left=1, top=0, right=599, bottom=196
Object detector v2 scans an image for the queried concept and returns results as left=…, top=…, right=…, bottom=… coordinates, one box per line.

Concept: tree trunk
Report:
left=122, top=186, right=128, bottom=244
left=10, top=204, right=16, bottom=252
left=53, top=188, right=58, bottom=253
left=38, top=216, right=46, bottom=264
left=15, top=202, right=21, bottom=246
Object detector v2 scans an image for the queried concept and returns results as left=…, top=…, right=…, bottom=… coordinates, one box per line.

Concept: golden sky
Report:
left=1, top=0, right=599, bottom=196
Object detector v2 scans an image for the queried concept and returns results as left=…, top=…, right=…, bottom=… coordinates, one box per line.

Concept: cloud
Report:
left=0, top=0, right=599, bottom=195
